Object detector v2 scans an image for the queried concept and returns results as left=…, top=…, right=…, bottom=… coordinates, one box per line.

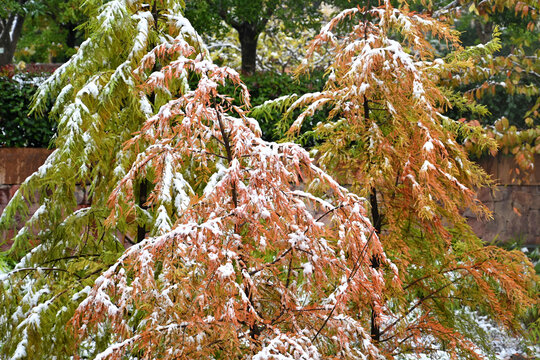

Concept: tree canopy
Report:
left=14, top=0, right=86, bottom=63
left=1, top=0, right=86, bottom=66
left=282, top=2, right=537, bottom=356
left=184, top=0, right=359, bottom=74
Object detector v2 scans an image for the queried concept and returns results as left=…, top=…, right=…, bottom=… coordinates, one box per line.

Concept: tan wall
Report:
left=0, top=149, right=538, bottom=246
left=0, top=148, right=88, bottom=250
left=0, top=149, right=55, bottom=235
left=468, top=154, right=540, bottom=246
left=0, top=148, right=53, bottom=185
left=478, top=154, right=540, bottom=186
left=466, top=185, right=539, bottom=246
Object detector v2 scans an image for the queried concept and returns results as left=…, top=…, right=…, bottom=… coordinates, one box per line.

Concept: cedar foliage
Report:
left=0, top=1, right=537, bottom=360
left=0, top=0, right=208, bottom=358
left=72, top=37, right=394, bottom=359
left=283, top=1, right=538, bottom=358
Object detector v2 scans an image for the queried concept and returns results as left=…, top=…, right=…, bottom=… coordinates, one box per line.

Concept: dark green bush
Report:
left=211, top=70, right=327, bottom=145
left=0, top=70, right=322, bottom=148
left=0, top=73, right=56, bottom=148
left=242, top=71, right=326, bottom=144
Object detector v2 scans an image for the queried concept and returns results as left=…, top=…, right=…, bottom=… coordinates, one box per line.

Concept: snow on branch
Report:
left=70, top=33, right=394, bottom=359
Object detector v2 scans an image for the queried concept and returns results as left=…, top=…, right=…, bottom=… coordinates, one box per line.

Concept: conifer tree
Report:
left=1, top=1, right=393, bottom=359
left=283, top=1, right=538, bottom=358
left=70, top=37, right=397, bottom=358
left=0, top=0, right=208, bottom=358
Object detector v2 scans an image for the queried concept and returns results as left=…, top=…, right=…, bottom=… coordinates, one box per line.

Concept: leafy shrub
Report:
left=244, top=71, right=327, bottom=143
left=0, top=71, right=56, bottom=148
left=218, top=71, right=327, bottom=144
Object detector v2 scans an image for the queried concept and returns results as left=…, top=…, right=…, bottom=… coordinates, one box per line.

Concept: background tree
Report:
left=0, top=0, right=30, bottom=66
left=14, top=0, right=86, bottom=63
left=205, top=19, right=332, bottom=74
left=434, top=0, right=539, bottom=176
left=283, top=1, right=537, bottom=357
left=0, top=0, right=85, bottom=66
left=184, top=0, right=360, bottom=74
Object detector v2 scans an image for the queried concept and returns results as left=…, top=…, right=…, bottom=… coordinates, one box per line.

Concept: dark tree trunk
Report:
left=235, top=23, right=259, bottom=75
left=365, top=95, right=382, bottom=342
left=0, top=14, right=25, bottom=66
left=137, top=180, right=149, bottom=243
left=64, top=22, right=78, bottom=49
left=369, top=188, right=382, bottom=342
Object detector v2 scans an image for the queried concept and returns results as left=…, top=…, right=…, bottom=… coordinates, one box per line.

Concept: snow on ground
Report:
left=397, top=309, right=539, bottom=360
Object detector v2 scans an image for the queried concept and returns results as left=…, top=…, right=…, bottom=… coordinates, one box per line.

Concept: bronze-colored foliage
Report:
left=72, top=33, right=396, bottom=359
left=286, top=1, right=538, bottom=358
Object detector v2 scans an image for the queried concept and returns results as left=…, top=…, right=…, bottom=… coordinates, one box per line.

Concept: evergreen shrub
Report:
left=0, top=68, right=55, bottom=148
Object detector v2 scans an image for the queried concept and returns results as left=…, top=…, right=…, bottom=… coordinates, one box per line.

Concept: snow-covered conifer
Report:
left=0, top=0, right=208, bottom=358
left=281, top=1, right=538, bottom=358
left=1, top=1, right=394, bottom=359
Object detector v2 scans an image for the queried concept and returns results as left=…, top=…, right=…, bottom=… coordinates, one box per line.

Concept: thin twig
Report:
left=311, top=228, right=376, bottom=342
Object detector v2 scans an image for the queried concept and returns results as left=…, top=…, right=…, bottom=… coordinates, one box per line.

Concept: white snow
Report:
left=301, top=262, right=313, bottom=276
left=420, top=160, right=436, bottom=173
left=155, top=205, right=172, bottom=234
left=217, top=262, right=235, bottom=279
left=423, top=140, right=434, bottom=153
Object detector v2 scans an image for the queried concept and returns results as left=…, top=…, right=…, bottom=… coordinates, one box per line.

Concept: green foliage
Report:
left=450, top=2, right=539, bottom=129
left=185, top=0, right=323, bottom=37
left=242, top=71, right=326, bottom=143
left=495, top=239, right=540, bottom=346
left=0, top=73, right=55, bottom=147
left=0, top=252, right=14, bottom=273
left=210, top=70, right=327, bottom=144
left=0, top=0, right=36, bottom=18
left=14, top=0, right=86, bottom=63
left=0, top=0, right=208, bottom=358
left=185, top=0, right=358, bottom=73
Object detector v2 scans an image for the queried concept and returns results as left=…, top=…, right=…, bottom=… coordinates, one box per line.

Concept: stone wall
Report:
left=467, top=185, right=539, bottom=245
left=1, top=149, right=539, bottom=247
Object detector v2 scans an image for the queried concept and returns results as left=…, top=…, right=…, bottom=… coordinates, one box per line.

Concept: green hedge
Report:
left=242, top=71, right=326, bottom=144
left=0, top=72, right=56, bottom=148
left=0, top=70, right=324, bottom=148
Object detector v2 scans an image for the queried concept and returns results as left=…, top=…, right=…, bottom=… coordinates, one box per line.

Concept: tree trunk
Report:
left=137, top=180, right=149, bottom=243
left=0, top=14, right=25, bottom=67
left=236, top=23, right=259, bottom=75
left=369, top=188, right=382, bottom=342
left=365, top=95, right=382, bottom=342
left=65, top=22, right=79, bottom=49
